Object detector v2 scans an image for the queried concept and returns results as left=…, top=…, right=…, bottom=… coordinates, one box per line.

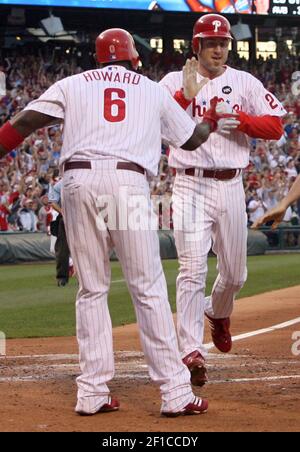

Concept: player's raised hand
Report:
left=251, top=203, right=287, bottom=230
left=183, top=57, right=209, bottom=101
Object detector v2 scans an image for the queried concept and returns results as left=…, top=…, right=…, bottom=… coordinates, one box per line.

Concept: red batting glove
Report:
left=203, top=97, right=238, bottom=132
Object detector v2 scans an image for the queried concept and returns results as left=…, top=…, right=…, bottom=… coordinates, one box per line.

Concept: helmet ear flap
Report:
left=192, top=37, right=198, bottom=54
left=192, top=37, right=201, bottom=55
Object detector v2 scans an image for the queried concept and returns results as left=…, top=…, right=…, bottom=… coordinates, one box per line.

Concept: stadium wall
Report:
left=0, top=230, right=268, bottom=264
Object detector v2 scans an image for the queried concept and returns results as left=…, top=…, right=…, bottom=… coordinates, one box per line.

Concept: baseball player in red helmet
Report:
left=0, top=28, right=229, bottom=417
left=160, top=14, right=286, bottom=387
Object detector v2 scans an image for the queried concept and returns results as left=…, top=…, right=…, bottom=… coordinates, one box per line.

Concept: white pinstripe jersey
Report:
left=160, top=66, right=287, bottom=170
left=24, top=65, right=196, bottom=176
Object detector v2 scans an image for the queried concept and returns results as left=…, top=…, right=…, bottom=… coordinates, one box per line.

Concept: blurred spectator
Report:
left=38, top=194, right=52, bottom=233
left=17, top=198, right=37, bottom=232
left=248, top=192, right=265, bottom=226
left=0, top=202, right=10, bottom=231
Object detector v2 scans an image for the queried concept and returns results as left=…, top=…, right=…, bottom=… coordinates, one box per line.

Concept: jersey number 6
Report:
left=104, top=88, right=126, bottom=122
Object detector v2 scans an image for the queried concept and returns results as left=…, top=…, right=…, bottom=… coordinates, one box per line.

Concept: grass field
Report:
left=0, top=254, right=299, bottom=339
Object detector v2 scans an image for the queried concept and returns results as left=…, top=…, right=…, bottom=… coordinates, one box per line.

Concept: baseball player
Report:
left=252, top=174, right=300, bottom=229
left=160, top=14, right=285, bottom=386
left=0, top=29, right=228, bottom=417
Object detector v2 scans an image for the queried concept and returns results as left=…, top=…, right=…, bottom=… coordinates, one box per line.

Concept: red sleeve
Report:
left=174, top=89, right=193, bottom=110
left=237, top=112, right=284, bottom=140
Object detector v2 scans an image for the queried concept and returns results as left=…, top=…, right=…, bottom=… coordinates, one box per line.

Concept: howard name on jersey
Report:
left=160, top=66, right=286, bottom=170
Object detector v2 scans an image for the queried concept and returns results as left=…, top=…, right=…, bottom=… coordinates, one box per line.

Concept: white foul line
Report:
left=3, top=317, right=300, bottom=360
left=205, top=317, right=300, bottom=350
left=1, top=374, right=300, bottom=385
left=210, top=375, right=300, bottom=384
left=111, top=279, right=125, bottom=284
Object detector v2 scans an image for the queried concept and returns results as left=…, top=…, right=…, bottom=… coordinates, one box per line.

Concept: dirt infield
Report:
left=1, top=286, right=300, bottom=432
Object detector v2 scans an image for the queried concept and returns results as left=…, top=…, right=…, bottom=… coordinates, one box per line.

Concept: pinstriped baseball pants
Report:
left=172, top=172, right=248, bottom=359
left=62, top=159, right=194, bottom=414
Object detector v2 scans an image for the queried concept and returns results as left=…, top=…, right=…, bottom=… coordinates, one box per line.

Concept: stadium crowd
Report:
left=0, top=46, right=299, bottom=233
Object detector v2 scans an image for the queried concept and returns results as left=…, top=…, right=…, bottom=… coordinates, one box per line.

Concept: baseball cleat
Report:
left=57, top=278, right=68, bottom=287
left=77, top=397, right=120, bottom=416
left=162, top=397, right=208, bottom=417
left=206, top=315, right=232, bottom=353
left=182, top=350, right=208, bottom=387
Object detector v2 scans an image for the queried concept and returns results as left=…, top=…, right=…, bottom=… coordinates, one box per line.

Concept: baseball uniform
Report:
left=25, top=65, right=201, bottom=414
left=160, top=66, right=286, bottom=359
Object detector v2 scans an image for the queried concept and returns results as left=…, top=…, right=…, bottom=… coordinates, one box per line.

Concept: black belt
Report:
left=64, top=161, right=145, bottom=175
left=184, top=168, right=241, bottom=181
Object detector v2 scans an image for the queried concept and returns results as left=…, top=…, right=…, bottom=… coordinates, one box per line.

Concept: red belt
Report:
left=184, top=168, right=241, bottom=181
left=64, top=161, right=145, bottom=175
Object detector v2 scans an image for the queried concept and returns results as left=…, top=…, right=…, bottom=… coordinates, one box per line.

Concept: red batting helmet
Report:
left=192, top=14, right=232, bottom=54
left=95, top=28, right=140, bottom=70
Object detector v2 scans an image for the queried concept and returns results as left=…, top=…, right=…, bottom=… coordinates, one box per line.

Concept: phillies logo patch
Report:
left=213, top=20, right=222, bottom=33
left=109, top=44, right=117, bottom=60
left=222, top=86, right=232, bottom=95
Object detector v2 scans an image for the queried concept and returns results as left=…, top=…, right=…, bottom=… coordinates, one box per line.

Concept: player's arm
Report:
left=236, top=112, right=283, bottom=140
left=252, top=175, right=300, bottom=230
left=0, top=80, right=65, bottom=158
left=181, top=122, right=211, bottom=150
left=0, top=110, right=62, bottom=159
left=239, top=78, right=285, bottom=140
